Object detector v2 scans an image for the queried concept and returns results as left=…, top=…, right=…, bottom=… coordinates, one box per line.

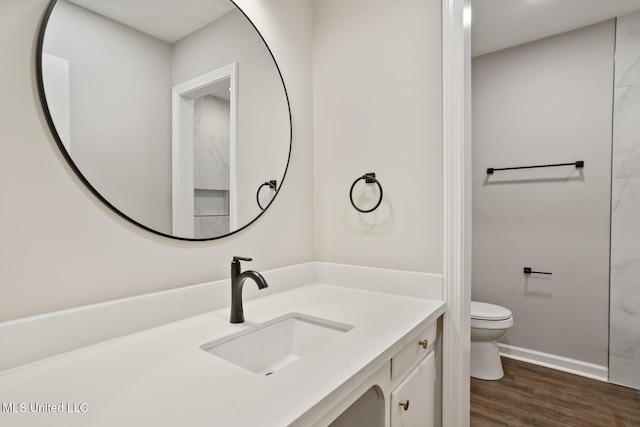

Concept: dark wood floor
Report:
left=471, top=357, right=640, bottom=427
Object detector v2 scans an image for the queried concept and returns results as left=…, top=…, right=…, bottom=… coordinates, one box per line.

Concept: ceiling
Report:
left=65, top=1, right=640, bottom=59
left=471, top=0, right=640, bottom=57
left=68, top=0, right=235, bottom=43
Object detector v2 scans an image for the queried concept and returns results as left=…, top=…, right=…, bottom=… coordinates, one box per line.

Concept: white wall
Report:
left=312, top=0, right=443, bottom=274
left=0, top=0, right=314, bottom=322
left=43, top=0, right=173, bottom=234
left=0, top=0, right=444, bottom=322
left=472, top=21, right=614, bottom=366
left=172, top=9, right=290, bottom=228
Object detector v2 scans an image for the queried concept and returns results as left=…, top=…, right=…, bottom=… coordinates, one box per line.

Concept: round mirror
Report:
left=36, top=0, right=291, bottom=240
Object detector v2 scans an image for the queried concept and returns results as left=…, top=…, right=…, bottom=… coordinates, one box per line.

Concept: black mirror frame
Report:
left=35, top=0, right=292, bottom=241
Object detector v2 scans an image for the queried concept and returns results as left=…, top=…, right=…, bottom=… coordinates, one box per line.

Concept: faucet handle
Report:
left=232, top=256, right=253, bottom=262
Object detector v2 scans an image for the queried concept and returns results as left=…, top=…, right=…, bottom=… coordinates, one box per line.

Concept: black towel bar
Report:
left=487, top=160, right=584, bottom=175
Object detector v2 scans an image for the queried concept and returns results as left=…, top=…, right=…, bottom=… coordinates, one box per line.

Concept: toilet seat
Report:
left=471, top=316, right=513, bottom=330
left=471, top=301, right=512, bottom=321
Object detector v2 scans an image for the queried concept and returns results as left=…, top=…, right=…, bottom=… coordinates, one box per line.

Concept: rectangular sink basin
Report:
left=200, top=313, right=353, bottom=375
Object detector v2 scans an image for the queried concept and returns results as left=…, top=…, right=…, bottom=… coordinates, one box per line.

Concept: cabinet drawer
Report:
left=391, top=323, right=436, bottom=380
left=391, top=351, right=435, bottom=427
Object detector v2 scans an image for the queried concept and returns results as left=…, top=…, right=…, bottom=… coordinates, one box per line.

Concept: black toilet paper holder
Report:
left=524, top=267, right=552, bottom=275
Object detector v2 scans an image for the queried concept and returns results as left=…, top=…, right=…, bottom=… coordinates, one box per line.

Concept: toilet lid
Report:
left=471, top=301, right=512, bottom=321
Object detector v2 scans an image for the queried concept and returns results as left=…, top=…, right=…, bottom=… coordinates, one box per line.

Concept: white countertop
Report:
left=0, top=283, right=445, bottom=427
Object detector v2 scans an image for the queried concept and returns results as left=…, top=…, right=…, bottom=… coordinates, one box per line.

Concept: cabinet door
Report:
left=391, top=351, right=435, bottom=427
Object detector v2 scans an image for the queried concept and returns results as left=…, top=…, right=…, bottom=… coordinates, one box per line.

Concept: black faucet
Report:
left=230, top=257, right=268, bottom=323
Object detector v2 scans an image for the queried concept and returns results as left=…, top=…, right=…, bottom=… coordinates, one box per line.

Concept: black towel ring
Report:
left=257, top=180, right=277, bottom=210
left=349, top=173, right=383, bottom=213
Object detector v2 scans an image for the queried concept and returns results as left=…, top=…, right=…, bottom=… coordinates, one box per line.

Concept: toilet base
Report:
left=470, top=340, right=504, bottom=380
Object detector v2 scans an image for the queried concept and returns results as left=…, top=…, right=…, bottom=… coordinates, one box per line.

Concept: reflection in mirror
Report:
left=38, top=0, right=291, bottom=240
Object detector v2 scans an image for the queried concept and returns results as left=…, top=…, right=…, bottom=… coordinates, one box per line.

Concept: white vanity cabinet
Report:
left=390, top=322, right=437, bottom=427
left=0, top=283, right=445, bottom=427
left=324, top=321, right=439, bottom=427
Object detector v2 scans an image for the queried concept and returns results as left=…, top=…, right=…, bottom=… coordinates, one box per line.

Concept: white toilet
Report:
left=470, top=301, right=513, bottom=380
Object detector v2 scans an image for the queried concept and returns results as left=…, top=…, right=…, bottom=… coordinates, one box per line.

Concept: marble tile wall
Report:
left=610, top=10, right=640, bottom=389
left=193, top=95, right=230, bottom=191
left=194, top=189, right=228, bottom=216
left=195, top=216, right=230, bottom=237
left=193, top=189, right=230, bottom=237
left=192, top=94, right=231, bottom=238
left=194, top=134, right=230, bottom=190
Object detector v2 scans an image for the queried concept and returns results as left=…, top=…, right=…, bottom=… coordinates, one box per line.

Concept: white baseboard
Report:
left=499, top=343, right=608, bottom=382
